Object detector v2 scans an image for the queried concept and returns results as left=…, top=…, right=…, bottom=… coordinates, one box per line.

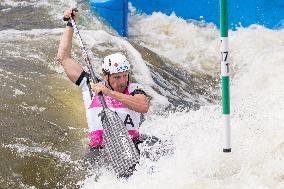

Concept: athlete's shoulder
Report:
left=128, top=83, right=147, bottom=96
left=76, top=71, right=90, bottom=87
left=128, top=82, right=145, bottom=92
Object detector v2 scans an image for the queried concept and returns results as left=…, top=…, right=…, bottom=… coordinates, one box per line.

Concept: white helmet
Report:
left=102, top=53, right=130, bottom=74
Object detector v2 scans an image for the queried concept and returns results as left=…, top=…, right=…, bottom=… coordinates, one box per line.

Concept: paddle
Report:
left=69, top=11, right=140, bottom=177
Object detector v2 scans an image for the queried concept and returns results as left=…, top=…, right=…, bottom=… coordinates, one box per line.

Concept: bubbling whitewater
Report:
left=82, top=8, right=284, bottom=189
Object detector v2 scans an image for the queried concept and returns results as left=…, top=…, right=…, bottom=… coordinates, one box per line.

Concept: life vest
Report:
left=79, top=75, right=145, bottom=147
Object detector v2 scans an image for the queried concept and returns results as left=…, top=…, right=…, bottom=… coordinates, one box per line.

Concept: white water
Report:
left=3, top=143, right=71, bottom=163
left=129, top=11, right=220, bottom=75
left=81, top=11, right=284, bottom=189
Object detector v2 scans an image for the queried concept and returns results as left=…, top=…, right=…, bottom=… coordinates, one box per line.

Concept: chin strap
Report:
left=107, top=75, right=114, bottom=91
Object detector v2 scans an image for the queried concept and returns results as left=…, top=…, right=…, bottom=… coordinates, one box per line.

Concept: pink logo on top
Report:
left=89, top=88, right=129, bottom=109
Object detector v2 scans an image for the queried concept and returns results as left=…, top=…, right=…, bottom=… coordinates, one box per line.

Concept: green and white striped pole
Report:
left=220, top=0, right=231, bottom=152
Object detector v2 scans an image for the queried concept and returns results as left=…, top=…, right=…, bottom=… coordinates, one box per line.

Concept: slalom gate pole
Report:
left=220, top=0, right=231, bottom=152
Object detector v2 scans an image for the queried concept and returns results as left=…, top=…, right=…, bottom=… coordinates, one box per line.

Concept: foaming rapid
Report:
left=81, top=11, right=284, bottom=189
left=129, top=11, right=220, bottom=76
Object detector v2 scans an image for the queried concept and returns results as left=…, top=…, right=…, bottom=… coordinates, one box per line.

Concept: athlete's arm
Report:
left=57, top=8, right=83, bottom=83
left=92, top=83, right=149, bottom=113
left=109, top=91, right=149, bottom=113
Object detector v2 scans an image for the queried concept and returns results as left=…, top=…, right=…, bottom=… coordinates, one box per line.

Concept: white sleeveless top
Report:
left=79, top=76, right=145, bottom=145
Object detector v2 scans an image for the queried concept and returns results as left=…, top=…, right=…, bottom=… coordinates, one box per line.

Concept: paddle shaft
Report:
left=70, top=17, right=108, bottom=108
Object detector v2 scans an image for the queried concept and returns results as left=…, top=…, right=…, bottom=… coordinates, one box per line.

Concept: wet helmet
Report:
left=102, top=53, right=130, bottom=74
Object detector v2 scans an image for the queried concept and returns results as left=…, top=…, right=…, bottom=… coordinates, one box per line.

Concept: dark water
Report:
left=0, top=5, right=61, bottom=30
left=0, top=2, right=91, bottom=187
left=0, top=1, right=219, bottom=188
left=0, top=29, right=90, bottom=187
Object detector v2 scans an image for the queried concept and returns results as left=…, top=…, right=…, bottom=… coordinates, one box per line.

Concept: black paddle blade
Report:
left=102, top=108, right=140, bottom=176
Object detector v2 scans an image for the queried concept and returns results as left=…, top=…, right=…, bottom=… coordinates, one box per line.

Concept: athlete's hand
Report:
left=63, top=8, right=78, bottom=22
left=92, top=82, right=111, bottom=96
